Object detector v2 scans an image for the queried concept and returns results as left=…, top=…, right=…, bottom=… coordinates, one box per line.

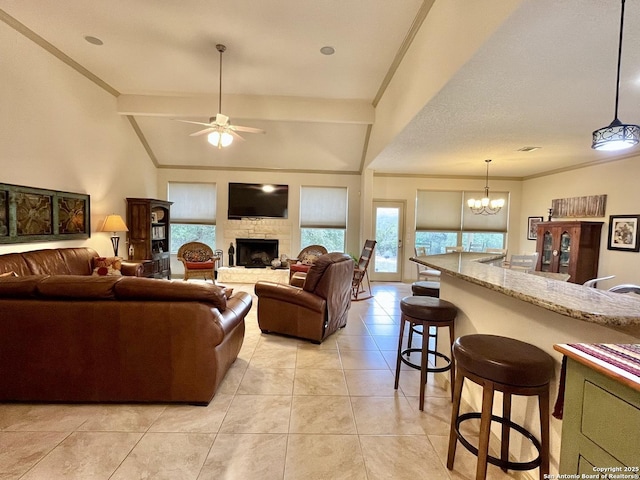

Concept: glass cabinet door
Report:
left=541, top=231, right=553, bottom=272
left=559, top=231, right=571, bottom=273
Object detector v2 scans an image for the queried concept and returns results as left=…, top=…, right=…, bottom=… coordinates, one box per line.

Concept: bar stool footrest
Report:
left=455, top=412, right=542, bottom=472
left=400, top=348, right=452, bottom=373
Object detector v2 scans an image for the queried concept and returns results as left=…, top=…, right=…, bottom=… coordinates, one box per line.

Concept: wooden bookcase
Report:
left=126, top=198, right=172, bottom=279
left=535, top=221, right=603, bottom=284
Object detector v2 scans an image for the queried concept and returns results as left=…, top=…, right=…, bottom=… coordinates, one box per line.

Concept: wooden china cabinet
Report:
left=126, top=198, right=172, bottom=279
left=535, top=221, right=603, bottom=284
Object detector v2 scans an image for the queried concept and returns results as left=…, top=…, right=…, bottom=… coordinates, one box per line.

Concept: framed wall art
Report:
left=607, top=214, right=640, bottom=252
left=0, top=183, right=90, bottom=244
left=527, top=216, right=543, bottom=240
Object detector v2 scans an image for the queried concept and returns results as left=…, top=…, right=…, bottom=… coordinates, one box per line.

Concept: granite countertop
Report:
left=411, top=253, right=640, bottom=334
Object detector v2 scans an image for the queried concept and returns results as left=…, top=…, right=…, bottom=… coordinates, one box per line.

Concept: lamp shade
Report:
left=100, top=214, right=128, bottom=233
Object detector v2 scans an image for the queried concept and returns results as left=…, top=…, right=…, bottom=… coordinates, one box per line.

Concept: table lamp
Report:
left=100, top=214, right=128, bottom=256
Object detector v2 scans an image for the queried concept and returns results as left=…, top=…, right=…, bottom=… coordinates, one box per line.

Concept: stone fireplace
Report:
left=236, top=238, right=279, bottom=267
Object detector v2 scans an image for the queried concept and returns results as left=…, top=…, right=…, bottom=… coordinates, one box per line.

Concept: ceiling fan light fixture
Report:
left=207, top=130, right=234, bottom=148
left=591, top=0, right=640, bottom=151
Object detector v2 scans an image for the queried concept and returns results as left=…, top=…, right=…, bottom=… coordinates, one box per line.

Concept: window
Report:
left=415, top=190, right=508, bottom=253
left=168, top=182, right=217, bottom=254
left=300, top=186, right=347, bottom=252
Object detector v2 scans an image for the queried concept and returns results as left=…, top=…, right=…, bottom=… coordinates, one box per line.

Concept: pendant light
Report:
left=592, top=0, right=640, bottom=151
left=467, top=159, right=504, bottom=215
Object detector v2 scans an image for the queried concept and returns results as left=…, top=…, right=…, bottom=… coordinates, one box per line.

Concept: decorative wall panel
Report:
left=551, top=194, right=606, bottom=218
left=0, top=183, right=90, bottom=244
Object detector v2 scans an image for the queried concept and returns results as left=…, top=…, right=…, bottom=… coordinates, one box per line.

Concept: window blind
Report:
left=168, top=182, right=217, bottom=224
left=300, top=186, right=347, bottom=228
left=415, top=190, right=463, bottom=230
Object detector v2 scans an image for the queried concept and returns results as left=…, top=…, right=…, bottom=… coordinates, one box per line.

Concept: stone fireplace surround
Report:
left=218, top=219, right=292, bottom=284
left=223, top=218, right=292, bottom=259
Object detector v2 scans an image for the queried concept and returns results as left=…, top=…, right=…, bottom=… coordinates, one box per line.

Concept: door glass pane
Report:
left=559, top=231, right=571, bottom=273
left=541, top=231, right=552, bottom=272
left=375, top=207, right=399, bottom=273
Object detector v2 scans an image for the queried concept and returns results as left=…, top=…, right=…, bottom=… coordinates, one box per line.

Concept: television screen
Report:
left=228, top=183, right=289, bottom=219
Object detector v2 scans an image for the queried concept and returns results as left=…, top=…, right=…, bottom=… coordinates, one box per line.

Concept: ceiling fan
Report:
left=177, top=44, right=265, bottom=148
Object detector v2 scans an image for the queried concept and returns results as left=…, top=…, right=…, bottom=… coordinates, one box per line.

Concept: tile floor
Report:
left=0, top=282, right=523, bottom=480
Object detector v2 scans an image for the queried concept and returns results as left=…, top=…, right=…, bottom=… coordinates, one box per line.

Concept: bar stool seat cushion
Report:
left=400, top=296, right=456, bottom=322
left=411, top=280, right=440, bottom=297
left=454, top=334, right=554, bottom=387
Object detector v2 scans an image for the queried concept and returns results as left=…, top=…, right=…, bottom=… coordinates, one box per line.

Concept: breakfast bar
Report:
left=411, top=253, right=640, bottom=475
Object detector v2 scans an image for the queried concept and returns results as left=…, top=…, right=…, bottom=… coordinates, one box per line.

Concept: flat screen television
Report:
left=228, top=183, right=289, bottom=219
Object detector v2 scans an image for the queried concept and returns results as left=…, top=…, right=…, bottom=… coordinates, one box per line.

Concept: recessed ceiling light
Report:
left=517, top=146, right=541, bottom=152
left=84, top=36, right=103, bottom=46
left=320, top=46, right=335, bottom=55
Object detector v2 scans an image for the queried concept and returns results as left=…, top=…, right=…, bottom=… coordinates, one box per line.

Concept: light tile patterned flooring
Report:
left=0, top=282, right=521, bottom=480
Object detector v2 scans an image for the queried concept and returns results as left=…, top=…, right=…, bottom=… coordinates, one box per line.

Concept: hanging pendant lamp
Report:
left=467, top=159, right=504, bottom=215
left=592, top=0, right=640, bottom=151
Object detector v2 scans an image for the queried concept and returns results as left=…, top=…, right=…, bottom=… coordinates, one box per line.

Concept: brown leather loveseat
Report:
left=254, top=252, right=354, bottom=343
left=0, top=246, right=144, bottom=277
left=0, top=248, right=251, bottom=405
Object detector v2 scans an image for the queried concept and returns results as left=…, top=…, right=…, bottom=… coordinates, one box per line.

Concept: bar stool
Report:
left=411, top=280, right=440, bottom=297
left=446, top=334, right=554, bottom=480
left=394, top=296, right=457, bottom=410
left=408, top=280, right=440, bottom=363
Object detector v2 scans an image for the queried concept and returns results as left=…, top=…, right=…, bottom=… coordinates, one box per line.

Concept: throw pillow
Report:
left=300, top=253, right=319, bottom=265
left=183, top=249, right=210, bottom=262
left=92, top=256, right=123, bottom=276
left=0, top=271, right=17, bottom=277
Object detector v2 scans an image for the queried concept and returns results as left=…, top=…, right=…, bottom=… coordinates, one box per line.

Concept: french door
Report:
left=371, top=201, right=405, bottom=282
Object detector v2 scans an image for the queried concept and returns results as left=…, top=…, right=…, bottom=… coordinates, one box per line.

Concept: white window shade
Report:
left=300, top=186, right=347, bottom=228
left=462, top=191, right=509, bottom=232
left=416, top=191, right=462, bottom=230
left=168, top=182, right=217, bottom=224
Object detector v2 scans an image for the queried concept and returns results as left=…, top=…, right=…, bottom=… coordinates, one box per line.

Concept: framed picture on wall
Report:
left=527, top=216, right=543, bottom=240
left=607, top=214, right=640, bottom=252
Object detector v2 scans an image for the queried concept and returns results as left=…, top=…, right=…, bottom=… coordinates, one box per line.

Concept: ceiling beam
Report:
left=117, top=94, right=374, bottom=124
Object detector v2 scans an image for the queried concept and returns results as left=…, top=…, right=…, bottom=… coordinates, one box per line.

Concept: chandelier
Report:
left=467, top=159, right=504, bottom=215
left=592, top=0, right=640, bottom=151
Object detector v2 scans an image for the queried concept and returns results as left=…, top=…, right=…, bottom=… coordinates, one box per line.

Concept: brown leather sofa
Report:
left=0, top=248, right=252, bottom=405
left=254, top=252, right=354, bottom=343
left=0, top=246, right=144, bottom=277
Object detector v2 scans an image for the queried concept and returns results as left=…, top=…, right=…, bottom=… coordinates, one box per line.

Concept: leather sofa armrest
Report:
left=255, top=281, right=325, bottom=313
left=120, top=261, right=145, bottom=277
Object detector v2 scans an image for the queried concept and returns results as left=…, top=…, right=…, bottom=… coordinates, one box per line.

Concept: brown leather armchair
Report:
left=255, top=252, right=354, bottom=343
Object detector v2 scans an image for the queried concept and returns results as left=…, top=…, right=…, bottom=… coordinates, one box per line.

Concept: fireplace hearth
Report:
left=236, top=238, right=279, bottom=268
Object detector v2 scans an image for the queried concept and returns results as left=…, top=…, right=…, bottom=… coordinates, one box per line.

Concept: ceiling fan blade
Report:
left=228, top=130, right=245, bottom=142
left=189, top=127, right=216, bottom=137
left=175, top=119, right=214, bottom=127
left=230, top=125, right=265, bottom=134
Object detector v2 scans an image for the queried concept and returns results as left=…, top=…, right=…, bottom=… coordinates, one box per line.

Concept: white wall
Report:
left=522, top=156, right=640, bottom=286
left=371, top=173, right=523, bottom=281
left=0, top=21, right=157, bottom=257
left=156, top=168, right=362, bottom=276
